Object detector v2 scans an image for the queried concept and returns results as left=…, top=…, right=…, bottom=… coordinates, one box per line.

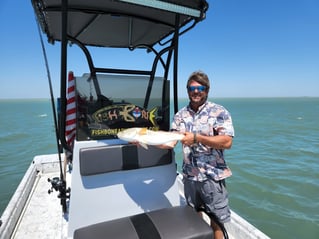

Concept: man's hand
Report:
left=181, top=132, right=195, bottom=146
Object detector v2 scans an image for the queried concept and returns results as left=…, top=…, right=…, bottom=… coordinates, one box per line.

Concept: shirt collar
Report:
left=187, top=101, right=208, bottom=114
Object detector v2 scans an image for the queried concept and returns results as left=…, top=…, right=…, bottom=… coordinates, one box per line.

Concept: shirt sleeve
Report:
left=214, top=107, right=235, bottom=137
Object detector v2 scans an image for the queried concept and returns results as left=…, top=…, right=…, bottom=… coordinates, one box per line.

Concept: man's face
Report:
left=187, top=80, right=208, bottom=107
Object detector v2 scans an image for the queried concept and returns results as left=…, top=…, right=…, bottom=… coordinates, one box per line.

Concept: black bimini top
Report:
left=32, top=0, right=208, bottom=48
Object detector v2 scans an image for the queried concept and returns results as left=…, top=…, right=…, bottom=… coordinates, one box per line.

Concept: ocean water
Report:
left=0, top=98, right=318, bottom=239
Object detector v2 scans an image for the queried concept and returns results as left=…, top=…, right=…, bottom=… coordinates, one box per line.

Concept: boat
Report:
left=0, top=1, right=271, bottom=238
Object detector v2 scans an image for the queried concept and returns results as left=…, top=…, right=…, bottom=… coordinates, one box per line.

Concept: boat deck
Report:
left=11, top=171, right=68, bottom=239
left=1, top=154, right=270, bottom=239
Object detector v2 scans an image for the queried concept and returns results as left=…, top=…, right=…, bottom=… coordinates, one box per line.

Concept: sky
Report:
left=0, top=0, right=318, bottom=99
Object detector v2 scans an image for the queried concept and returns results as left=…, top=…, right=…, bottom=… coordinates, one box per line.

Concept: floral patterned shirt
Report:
left=171, top=101, right=235, bottom=181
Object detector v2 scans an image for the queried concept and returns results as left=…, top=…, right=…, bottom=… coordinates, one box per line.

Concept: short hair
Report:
left=186, top=71, right=210, bottom=91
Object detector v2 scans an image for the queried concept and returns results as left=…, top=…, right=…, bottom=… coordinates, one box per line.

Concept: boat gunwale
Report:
left=0, top=162, right=38, bottom=239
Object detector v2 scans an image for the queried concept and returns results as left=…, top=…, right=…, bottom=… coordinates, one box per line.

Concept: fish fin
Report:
left=138, top=127, right=148, bottom=135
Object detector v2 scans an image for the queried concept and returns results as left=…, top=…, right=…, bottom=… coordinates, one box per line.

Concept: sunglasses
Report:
left=187, top=85, right=207, bottom=92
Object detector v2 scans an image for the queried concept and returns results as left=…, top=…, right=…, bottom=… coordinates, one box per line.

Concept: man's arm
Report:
left=182, top=132, right=232, bottom=149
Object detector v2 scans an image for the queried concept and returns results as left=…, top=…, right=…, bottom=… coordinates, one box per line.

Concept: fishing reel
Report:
left=48, top=177, right=71, bottom=213
left=48, top=177, right=63, bottom=193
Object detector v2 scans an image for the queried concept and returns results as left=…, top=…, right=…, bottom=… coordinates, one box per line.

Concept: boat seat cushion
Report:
left=79, top=144, right=172, bottom=176
left=73, top=205, right=213, bottom=239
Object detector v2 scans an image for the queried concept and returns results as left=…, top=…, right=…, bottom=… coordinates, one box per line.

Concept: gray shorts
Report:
left=183, top=177, right=231, bottom=223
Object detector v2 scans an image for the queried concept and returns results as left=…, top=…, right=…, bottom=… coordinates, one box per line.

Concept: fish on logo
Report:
left=132, top=107, right=141, bottom=118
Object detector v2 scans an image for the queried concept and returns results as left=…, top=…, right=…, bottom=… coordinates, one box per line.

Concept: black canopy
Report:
left=32, top=0, right=208, bottom=48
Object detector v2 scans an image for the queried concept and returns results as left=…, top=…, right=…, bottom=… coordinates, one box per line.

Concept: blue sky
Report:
left=0, top=0, right=318, bottom=99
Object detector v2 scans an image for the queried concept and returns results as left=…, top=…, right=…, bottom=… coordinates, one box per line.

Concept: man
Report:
left=169, top=71, right=234, bottom=239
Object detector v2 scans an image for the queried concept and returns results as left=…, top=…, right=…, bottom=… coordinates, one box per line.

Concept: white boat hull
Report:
left=0, top=154, right=270, bottom=239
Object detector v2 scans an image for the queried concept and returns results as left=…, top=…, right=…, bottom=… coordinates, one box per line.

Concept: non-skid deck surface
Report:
left=11, top=172, right=68, bottom=239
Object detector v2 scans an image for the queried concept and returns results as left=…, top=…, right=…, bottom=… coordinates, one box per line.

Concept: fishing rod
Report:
left=35, top=17, right=70, bottom=213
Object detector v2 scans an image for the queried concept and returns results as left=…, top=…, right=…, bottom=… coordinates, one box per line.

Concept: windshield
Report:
left=75, top=74, right=169, bottom=140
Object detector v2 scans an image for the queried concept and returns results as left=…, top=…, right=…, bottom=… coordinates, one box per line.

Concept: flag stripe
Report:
left=66, top=108, right=76, bottom=115
left=65, top=71, right=76, bottom=147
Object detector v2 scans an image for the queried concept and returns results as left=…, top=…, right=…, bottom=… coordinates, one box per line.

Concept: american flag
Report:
left=65, top=71, right=76, bottom=148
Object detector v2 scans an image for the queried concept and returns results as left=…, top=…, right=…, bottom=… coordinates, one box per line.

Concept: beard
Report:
left=189, top=93, right=207, bottom=110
